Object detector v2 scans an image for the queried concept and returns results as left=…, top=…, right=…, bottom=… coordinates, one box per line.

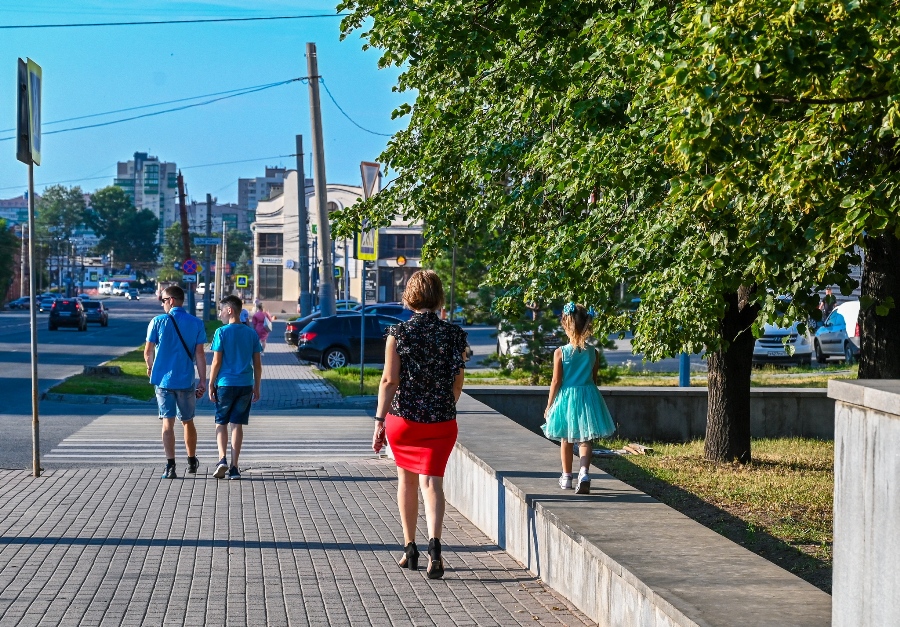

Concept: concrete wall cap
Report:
left=828, top=379, right=900, bottom=416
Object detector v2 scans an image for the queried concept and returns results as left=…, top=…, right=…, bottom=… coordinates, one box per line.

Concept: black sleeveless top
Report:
left=387, top=312, right=468, bottom=423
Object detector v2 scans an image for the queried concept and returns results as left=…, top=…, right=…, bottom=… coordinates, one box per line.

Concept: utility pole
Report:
left=205, top=194, right=213, bottom=318
left=306, top=42, right=335, bottom=317
left=223, top=227, right=229, bottom=297
left=296, top=135, right=312, bottom=317
left=176, top=171, right=195, bottom=314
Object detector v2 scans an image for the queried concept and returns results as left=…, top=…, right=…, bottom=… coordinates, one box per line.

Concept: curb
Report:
left=42, top=392, right=151, bottom=405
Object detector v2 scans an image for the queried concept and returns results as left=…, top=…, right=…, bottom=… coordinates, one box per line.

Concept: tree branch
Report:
left=755, top=91, right=891, bottom=105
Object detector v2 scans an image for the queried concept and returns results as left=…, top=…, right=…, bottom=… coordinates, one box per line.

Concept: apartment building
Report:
left=114, top=152, right=178, bottom=244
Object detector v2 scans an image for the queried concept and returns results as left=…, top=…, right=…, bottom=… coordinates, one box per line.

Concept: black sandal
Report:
left=426, top=538, right=444, bottom=580
left=398, top=541, right=419, bottom=570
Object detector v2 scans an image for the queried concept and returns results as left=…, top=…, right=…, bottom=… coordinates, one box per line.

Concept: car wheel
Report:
left=48, top=324, right=56, bottom=331
left=322, top=347, right=350, bottom=369
left=844, top=342, right=855, bottom=365
left=79, top=322, right=87, bottom=331
left=800, top=355, right=812, bottom=367
left=814, top=341, right=826, bottom=364
left=101, top=320, right=108, bottom=327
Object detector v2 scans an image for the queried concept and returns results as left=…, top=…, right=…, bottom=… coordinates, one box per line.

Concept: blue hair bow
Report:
left=563, top=301, right=576, bottom=315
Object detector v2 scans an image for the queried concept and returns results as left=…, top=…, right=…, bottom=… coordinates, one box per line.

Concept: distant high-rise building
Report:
left=238, top=167, right=288, bottom=211
left=0, top=194, right=32, bottom=226
left=114, top=152, right=178, bottom=244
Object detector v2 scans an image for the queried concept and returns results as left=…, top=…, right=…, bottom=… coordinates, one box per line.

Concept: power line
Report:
left=0, top=154, right=298, bottom=192
left=0, top=79, right=297, bottom=133
left=0, top=79, right=301, bottom=141
left=0, top=14, right=345, bottom=29
left=319, top=78, right=394, bottom=137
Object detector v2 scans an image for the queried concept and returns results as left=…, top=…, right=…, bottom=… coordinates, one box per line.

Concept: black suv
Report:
left=297, top=314, right=402, bottom=368
left=49, top=298, right=88, bottom=331
left=81, top=300, right=109, bottom=326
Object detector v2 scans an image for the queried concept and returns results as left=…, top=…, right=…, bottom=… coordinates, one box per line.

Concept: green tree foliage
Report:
left=334, top=0, right=898, bottom=462
left=88, top=186, right=160, bottom=269
left=35, top=185, right=87, bottom=242
left=0, top=220, right=19, bottom=301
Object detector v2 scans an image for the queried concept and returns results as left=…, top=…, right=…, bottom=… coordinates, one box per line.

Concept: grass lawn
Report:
left=52, top=321, right=224, bottom=401
left=319, top=367, right=383, bottom=396
left=52, top=347, right=155, bottom=401
left=592, top=437, right=833, bottom=592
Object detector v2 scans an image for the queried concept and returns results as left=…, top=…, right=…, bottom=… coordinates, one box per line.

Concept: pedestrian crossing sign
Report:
left=236, top=275, right=249, bottom=288
left=357, top=219, right=378, bottom=261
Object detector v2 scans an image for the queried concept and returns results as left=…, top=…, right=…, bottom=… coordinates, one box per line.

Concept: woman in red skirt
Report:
left=372, top=270, right=468, bottom=580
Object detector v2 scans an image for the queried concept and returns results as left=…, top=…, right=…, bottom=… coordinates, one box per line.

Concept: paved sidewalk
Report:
left=0, top=461, right=591, bottom=626
left=196, top=338, right=342, bottom=411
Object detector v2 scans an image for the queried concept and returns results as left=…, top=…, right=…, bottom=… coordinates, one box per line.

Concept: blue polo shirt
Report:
left=210, top=322, right=262, bottom=387
left=146, top=307, right=207, bottom=389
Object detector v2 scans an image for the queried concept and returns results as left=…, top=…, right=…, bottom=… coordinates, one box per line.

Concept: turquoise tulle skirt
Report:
left=542, top=385, right=615, bottom=442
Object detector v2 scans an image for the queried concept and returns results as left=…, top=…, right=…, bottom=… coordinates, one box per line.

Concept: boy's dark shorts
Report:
left=215, top=385, right=253, bottom=425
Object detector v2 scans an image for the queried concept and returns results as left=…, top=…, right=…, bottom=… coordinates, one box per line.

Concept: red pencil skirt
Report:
left=385, top=413, right=458, bottom=477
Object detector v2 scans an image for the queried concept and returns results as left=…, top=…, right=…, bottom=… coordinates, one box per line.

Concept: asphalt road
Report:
left=0, top=295, right=162, bottom=468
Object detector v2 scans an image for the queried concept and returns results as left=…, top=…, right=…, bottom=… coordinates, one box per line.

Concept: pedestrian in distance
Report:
left=542, top=302, right=615, bottom=494
left=208, top=295, right=262, bottom=481
left=239, top=308, right=250, bottom=326
left=251, top=302, right=276, bottom=353
left=819, top=286, right=837, bottom=320
left=144, top=285, right=207, bottom=480
left=373, top=269, right=469, bottom=580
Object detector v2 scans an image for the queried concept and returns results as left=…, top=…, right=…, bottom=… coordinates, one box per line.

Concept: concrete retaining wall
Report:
left=465, top=386, right=834, bottom=441
left=829, top=380, right=900, bottom=627
left=445, top=394, right=832, bottom=626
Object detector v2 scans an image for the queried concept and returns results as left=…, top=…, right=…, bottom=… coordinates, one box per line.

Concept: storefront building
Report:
left=251, top=171, right=423, bottom=313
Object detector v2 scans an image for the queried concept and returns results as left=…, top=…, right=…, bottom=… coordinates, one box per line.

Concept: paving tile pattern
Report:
left=0, top=461, right=591, bottom=626
left=197, top=339, right=342, bottom=412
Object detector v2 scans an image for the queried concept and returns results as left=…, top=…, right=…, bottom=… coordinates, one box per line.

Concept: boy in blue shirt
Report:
left=208, top=295, right=263, bottom=480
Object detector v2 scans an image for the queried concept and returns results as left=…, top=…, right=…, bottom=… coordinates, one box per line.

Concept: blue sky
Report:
left=0, top=1, right=407, bottom=203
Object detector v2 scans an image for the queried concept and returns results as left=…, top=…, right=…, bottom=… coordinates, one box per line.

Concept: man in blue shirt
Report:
left=208, top=295, right=262, bottom=480
left=144, top=285, right=207, bottom=479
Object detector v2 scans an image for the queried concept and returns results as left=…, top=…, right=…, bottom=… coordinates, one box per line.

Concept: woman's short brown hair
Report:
left=402, top=270, right=445, bottom=311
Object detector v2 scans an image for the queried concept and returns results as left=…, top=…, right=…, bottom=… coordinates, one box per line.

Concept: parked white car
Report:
left=814, top=300, right=861, bottom=364
left=752, top=321, right=813, bottom=367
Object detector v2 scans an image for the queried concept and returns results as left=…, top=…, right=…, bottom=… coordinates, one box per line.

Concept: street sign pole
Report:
left=358, top=161, right=381, bottom=394
left=27, top=159, right=39, bottom=477
left=18, top=57, right=42, bottom=477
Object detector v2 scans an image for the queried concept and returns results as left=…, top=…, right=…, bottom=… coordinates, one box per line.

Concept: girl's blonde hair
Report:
left=561, top=303, right=593, bottom=350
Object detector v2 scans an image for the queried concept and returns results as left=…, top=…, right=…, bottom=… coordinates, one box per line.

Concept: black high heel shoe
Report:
left=426, top=538, right=444, bottom=580
left=398, top=541, right=419, bottom=570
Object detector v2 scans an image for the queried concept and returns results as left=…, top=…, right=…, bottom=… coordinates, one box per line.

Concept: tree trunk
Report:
left=704, top=287, right=760, bottom=463
left=858, top=232, right=900, bottom=379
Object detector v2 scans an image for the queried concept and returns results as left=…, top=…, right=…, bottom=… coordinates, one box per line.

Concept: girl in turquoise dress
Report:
left=542, top=302, right=615, bottom=494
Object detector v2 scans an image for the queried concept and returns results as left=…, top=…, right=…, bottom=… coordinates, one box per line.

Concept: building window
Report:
left=257, top=233, right=283, bottom=256
left=378, top=267, right=418, bottom=303
left=258, top=266, right=282, bottom=300
left=379, top=234, right=423, bottom=259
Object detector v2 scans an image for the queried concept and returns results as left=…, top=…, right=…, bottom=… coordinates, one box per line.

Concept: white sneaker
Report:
left=558, top=474, right=573, bottom=490
left=575, top=472, right=591, bottom=494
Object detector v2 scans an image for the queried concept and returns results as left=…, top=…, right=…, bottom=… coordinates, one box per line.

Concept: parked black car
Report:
left=296, top=314, right=402, bottom=368
left=49, top=298, right=87, bottom=331
left=81, top=300, right=109, bottom=326
left=285, top=310, right=358, bottom=346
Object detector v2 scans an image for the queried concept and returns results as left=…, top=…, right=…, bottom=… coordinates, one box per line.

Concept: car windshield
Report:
left=82, top=302, right=100, bottom=309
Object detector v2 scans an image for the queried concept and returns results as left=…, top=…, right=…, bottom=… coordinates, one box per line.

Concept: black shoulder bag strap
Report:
left=167, top=312, right=195, bottom=363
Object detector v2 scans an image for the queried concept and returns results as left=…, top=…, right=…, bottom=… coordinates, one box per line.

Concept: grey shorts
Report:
left=155, top=385, right=196, bottom=421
